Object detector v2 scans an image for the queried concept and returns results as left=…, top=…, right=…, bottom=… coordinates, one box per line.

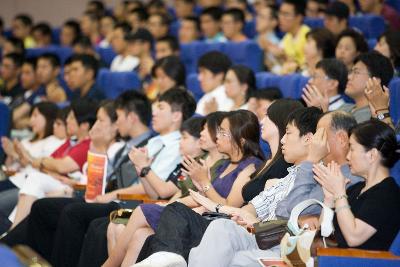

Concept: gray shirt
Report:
left=275, top=161, right=364, bottom=218
left=339, top=103, right=371, bottom=123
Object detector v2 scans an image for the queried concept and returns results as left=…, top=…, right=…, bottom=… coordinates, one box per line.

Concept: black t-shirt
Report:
left=241, top=154, right=292, bottom=202
left=334, top=177, right=400, bottom=250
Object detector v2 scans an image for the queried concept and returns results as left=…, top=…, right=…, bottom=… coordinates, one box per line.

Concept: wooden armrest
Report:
left=73, top=183, right=86, bottom=191
left=117, top=193, right=168, bottom=204
left=13, top=245, right=51, bottom=267
left=317, top=247, right=400, bottom=260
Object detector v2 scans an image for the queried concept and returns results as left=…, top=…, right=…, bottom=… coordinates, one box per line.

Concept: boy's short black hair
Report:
left=182, top=16, right=201, bottom=32
left=130, top=7, right=149, bottom=22
left=197, top=51, right=232, bottom=75
left=38, top=53, right=61, bottom=68
left=69, top=54, right=100, bottom=78
left=180, top=117, right=205, bottom=139
left=114, top=90, right=152, bottom=125
left=157, top=36, right=179, bottom=52
left=63, top=19, right=82, bottom=40
left=316, top=58, right=348, bottom=94
left=286, top=106, right=323, bottom=136
left=114, top=22, right=132, bottom=35
left=5, top=37, right=25, bottom=55
left=283, top=0, right=306, bottom=16
left=354, top=51, right=394, bottom=87
left=72, top=36, right=93, bottom=50
left=3, top=53, right=24, bottom=68
left=201, top=7, right=223, bottom=21
left=223, top=8, right=245, bottom=25
left=251, top=88, right=282, bottom=101
left=14, top=14, right=33, bottom=27
left=23, top=57, right=37, bottom=69
left=32, top=22, right=52, bottom=37
left=70, top=99, right=98, bottom=128
left=158, top=88, right=197, bottom=122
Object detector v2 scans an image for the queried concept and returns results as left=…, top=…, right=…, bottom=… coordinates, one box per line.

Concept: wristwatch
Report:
left=377, top=112, right=390, bottom=121
left=215, top=204, right=223, bottom=213
left=139, top=166, right=151, bottom=177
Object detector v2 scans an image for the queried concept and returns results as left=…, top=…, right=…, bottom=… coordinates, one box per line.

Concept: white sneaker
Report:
left=132, top=252, right=187, bottom=267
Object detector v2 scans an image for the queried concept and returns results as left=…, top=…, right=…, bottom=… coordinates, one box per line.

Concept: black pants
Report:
left=137, top=202, right=211, bottom=262
left=51, top=200, right=120, bottom=267
left=77, top=216, right=110, bottom=267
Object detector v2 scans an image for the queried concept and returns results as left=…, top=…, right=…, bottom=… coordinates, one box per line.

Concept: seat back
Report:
left=186, top=73, right=203, bottom=102
left=25, top=45, right=73, bottom=64
left=96, top=69, right=141, bottom=99
left=388, top=78, right=400, bottom=125
left=390, top=230, right=400, bottom=256
left=0, top=102, right=11, bottom=163
left=95, top=47, right=117, bottom=68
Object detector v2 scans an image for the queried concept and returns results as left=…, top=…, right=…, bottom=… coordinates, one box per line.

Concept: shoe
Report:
left=132, top=252, right=187, bottom=267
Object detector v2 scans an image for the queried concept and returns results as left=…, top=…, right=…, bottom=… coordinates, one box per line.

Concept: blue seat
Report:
left=96, top=69, right=141, bottom=99
left=304, top=18, right=324, bottom=28
left=95, top=47, right=117, bottom=68
left=367, top=39, right=377, bottom=50
left=186, top=73, right=203, bottom=102
left=0, top=246, right=24, bottom=267
left=349, top=15, right=385, bottom=39
left=52, top=28, right=61, bottom=45
left=180, top=41, right=262, bottom=74
left=222, top=41, right=262, bottom=72
left=25, top=46, right=73, bottom=64
left=169, top=21, right=180, bottom=38
left=0, top=102, right=11, bottom=163
left=243, top=20, right=256, bottom=39
left=388, top=78, right=400, bottom=125
left=256, top=72, right=281, bottom=89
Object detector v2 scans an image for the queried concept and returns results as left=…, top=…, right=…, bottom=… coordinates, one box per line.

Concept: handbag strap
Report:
left=287, top=199, right=334, bottom=237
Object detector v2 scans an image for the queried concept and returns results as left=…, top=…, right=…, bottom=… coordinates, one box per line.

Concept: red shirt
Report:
left=51, top=138, right=91, bottom=171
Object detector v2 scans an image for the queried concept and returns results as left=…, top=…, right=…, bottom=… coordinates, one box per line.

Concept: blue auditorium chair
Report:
left=388, top=78, right=400, bottom=125
left=304, top=18, right=324, bottom=28
left=96, top=69, right=141, bottom=99
left=95, top=47, right=117, bottom=68
left=186, top=73, right=203, bottom=102
left=0, top=102, right=11, bottom=163
left=367, top=39, right=377, bottom=50
left=222, top=41, right=263, bottom=72
left=255, top=72, right=281, bottom=89
left=180, top=41, right=201, bottom=74
left=52, top=27, right=61, bottom=44
left=169, top=20, right=180, bottom=38
left=25, top=46, right=73, bottom=64
left=349, top=15, right=385, bottom=39
left=243, top=20, right=256, bottom=39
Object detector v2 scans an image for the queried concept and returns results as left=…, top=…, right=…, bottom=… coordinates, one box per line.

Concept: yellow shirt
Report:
left=281, top=25, right=310, bottom=66
left=24, top=36, right=36, bottom=48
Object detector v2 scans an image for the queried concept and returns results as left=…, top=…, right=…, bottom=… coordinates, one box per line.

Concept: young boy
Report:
left=195, top=51, right=234, bottom=115
left=36, top=53, right=67, bottom=103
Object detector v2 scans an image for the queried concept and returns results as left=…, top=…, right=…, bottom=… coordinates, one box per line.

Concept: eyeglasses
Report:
left=348, top=68, right=370, bottom=76
left=217, top=127, right=231, bottom=138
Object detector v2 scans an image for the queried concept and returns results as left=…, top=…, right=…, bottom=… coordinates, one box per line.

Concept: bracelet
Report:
left=335, top=205, right=351, bottom=213
left=334, top=194, right=348, bottom=203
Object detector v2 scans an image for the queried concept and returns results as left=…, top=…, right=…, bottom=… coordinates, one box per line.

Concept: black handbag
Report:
left=253, top=219, right=288, bottom=250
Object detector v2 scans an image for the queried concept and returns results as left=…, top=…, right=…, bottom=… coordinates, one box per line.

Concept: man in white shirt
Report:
left=195, top=51, right=234, bottom=115
left=110, top=23, right=139, bottom=72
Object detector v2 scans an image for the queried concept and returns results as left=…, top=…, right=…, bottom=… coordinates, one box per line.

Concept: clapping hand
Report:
left=189, top=189, right=216, bottom=211
left=365, top=77, right=390, bottom=115
left=302, top=84, right=329, bottom=112
left=307, top=128, right=330, bottom=163
left=181, top=155, right=209, bottom=185
left=313, top=161, right=350, bottom=198
left=129, top=147, right=152, bottom=173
